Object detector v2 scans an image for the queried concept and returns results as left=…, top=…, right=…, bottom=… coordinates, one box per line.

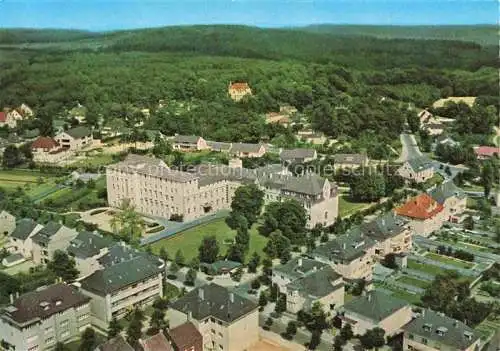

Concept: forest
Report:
left=0, top=25, right=498, bottom=147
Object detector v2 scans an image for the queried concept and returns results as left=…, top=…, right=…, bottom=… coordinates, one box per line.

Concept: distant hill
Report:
left=0, top=28, right=103, bottom=44
left=299, top=25, right=498, bottom=47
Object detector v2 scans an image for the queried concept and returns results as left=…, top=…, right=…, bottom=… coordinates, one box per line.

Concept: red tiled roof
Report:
left=0, top=112, right=6, bottom=122
left=168, top=322, right=202, bottom=351
left=32, top=136, right=59, bottom=150
left=142, top=332, right=172, bottom=351
left=395, top=193, right=444, bottom=220
left=229, top=82, right=250, bottom=92
left=474, top=146, right=499, bottom=157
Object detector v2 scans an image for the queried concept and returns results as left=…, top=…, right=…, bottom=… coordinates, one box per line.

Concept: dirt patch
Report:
left=249, top=339, right=291, bottom=351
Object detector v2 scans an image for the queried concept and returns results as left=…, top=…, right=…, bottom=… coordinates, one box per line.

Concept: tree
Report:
left=169, top=260, right=180, bottom=274
left=481, top=161, right=495, bottom=197
left=2, top=145, right=23, bottom=168
left=78, top=327, right=97, bottom=351
left=360, top=327, right=386, bottom=350
left=110, top=199, right=145, bottom=243
left=107, top=317, right=122, bottom=339
left=308, top=330, right=321, bottom=350
left=226, top=243, right=245, bottom=263
left=264, top=229, right=291, bottom=259
left=152, top=134, right=172, bottom=157
left=340, top=323, right=353, bottom=341
left=234, top=226, right=250, bottom=250
left=349, top=168, right=386, bottom=202
left=175, top=249, right=185, bottom=266
left=126, top=308, right=144, bottom=348
left=47, top=250, right=79, bottom=282
left=407, top=111, right=420, bottom=133
left=148, top=308, right=167, bottom=335
left=259, top=200, right=307, bottom=244
left=198, top=235, right=219, bottom=263
left=185, top=268, right=197, bottom=286
left=333, top=335, right=346, bottom=351
left=258, top=292, right=268, bottom=308
left=54, top=343, right=69, bottom=351
left=269, top=283, right=279, bottom=302
left=274, top=294, right=287, bottom=314
left=229, top=184, right=264, bottom=227
left=463, top=215, right=474, bottom=230
left=285, top=321, right=297, bottom=339
left=247, top=252, right=260, bottom=273
left=158, top=247, right=169, bottom=262
left=381, top=253, right=397, bottom=269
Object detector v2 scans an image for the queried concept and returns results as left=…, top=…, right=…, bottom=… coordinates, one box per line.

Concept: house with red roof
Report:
left=395, top=193, right=446, bottom=237
left=474, top=146, right=499, bottom=160
left=228, top=81, right=252, bottom=101
left=0, top=111, right=17, bottom=128
left=31, top=136, right=70, bottom=164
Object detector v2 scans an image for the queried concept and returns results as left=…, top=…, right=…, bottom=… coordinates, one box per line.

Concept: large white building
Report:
left=106, top=154, right=339, bottom=228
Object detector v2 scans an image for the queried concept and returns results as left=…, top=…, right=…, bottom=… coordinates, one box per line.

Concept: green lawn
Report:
left=388, top=287, right=421, bottom=304
left=425, top=252, right=474, bottom=269
left=150, top=218, right=268, bottom=263
left=0, top=169, right=63, bottom=200
left=422, top=173, right=444, bottom=190
left=397, top=275, right=431, bottom=289
left=407, top=259, right=443, bottom=275
left=338, top=195, right=371, bottom=217
left=70, top=153, right=116, bottom=167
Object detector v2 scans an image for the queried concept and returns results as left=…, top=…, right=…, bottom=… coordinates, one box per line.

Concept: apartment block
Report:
left=363, top=212, right=412, bottom=257
left=7, top=218, right=43, bottom=258
left=106, top=154, right=339, bottom=228
left=66, top=231, right=114, bottom=278
left=78, top=242, right=165, bottom=330
left=168, top=284, right=259, bottom=351
left=0, top=284, right=91, bottom=351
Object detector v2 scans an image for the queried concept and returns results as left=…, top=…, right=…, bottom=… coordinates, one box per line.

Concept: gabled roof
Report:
left=173, top=135, right=202, bottom=144
left=65, top=126, right=92, bottom=139
left=11, top=218, right=38, bottom=241
left=343, top=290, right=408, bottom=322
left=407, top=157, right=433, bottom=172
left=1, top=283, right=90, bottom=326
left=403, top=309, right=480, bottom=350
left=96, top=335, right=134, bottom=351
left=333, top=153, right=368, bottom=165
left=274, top=257, right=328, bottom=280
left=67, top=231, right=114, bottom=259
left=168, top=322, right=202, bottom=351
left=282, top=174, right=326, bottom=196
left=312, top=227, right=376, bottom=262
left=207, top=141, right=232, bottom=152
left=142, top=332, right=172, bottom=351
left=229, top=82, right=251, bottom=91
left=230, top=142, right=264, bottom=154
left=362, top=212, right=410, bottom=240
left=31, top=136, right=59, bottom=150
left=395, top=193, right=444, bottom=220
left=80, top=254, right=163, bottom=295
left=474, top=146, right=499, bottom=157
left=428, top=180, right=466, bottom=205
left=170, top=283, right=258, bottom=323
left=287, top=266, right=343, bottom=298
left=0, top=112, right=6, bottom=122
left=31, top=221, right=63, bottom=245
left=280, top=148, right=317, bottom=161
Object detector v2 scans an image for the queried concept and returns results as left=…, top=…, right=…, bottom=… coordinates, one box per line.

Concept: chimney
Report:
left=15, top=292, right=19, bottom=299
left=343, top=243, right=346, bottom=250
left=9, top=294, right=14, bottom=304
left=298, top=258, right=303, bottom=267
left=199, top=288, right=204, bottom=301
left=367, top=293, right=371, bottom=302
left=229, top=292, right=234, bottom=303
left=187, top=311, right=192, bottom=321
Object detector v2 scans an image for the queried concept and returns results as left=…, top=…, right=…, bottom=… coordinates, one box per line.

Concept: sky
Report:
left=0, top=0, right=497, bottom=31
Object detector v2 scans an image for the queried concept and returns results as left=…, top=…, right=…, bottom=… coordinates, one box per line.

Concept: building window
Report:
left=408, top=334, right=414, bottom=340
left=422, top=338, right=428, bottom=345
left=45, top=337, right=55, bottom=345
left=60, top=330, right=70, bottom=339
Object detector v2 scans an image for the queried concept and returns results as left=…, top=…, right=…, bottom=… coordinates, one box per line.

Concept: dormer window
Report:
left=464, top=331, right=473, bottom=340
left=436, top=326, right=448, bottom=336
left=423, top=323, right=432, bottom=332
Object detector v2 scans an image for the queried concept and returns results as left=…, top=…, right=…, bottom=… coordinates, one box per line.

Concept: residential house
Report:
left=362, top=212, right=412, bottom=258
left=265, top=112, right=291, bottom=126
left=333, top=154, right=369, bottom=170
left=31, top=221, right=79, bottom=264
left=428, top=180, right=467, bottom=223
left=403, top=309, right=481, bottom=351
left=31, top=136, right=70, bottom=164
left=78, top=243, right=165, bottom=330
left=395, top=193, right=446, bottom=237
left=106, top=154, right=339, bottom=228
left=167, top=322, right=203, bottom=351
left=200, top=260, right=242, bottom=276
left=0, top=210, right=16, bottom=236
left=297, top=129, right=327, bottom=145
left=95, top=335, right=134, bottom=351
left=229, top=143, right=266, bottom=158
left=0, top=111, right=17, bottom=128
left=280, top=148, right=317, bottom=164
left=8, top=218, right=43, bottom=258
left=312, top=228, right=376, bottom=282
left=172, top=135, right=209, bottom=151
left=418, top=110, right=433, bottom=124
left=340, top=290, right=412, bottom=336
left=2, top=253, right=26, bottom=267
left=0, top=283, right=91, bottom=351
left=228, top=82, right=252, bottom=101
left=7, top=108, right=23, bottom=121
left=140, top=332, right=172, bottom=351
left=206, top=141, right=232, bottom=153
left=19, top=103, right=34, bottom=118
left=432, top=135, right=459, bottom=151
left=424, top=123, right=445, bottom=136
left=398, top=158, right=434, bottom=183
left=67, top=231, right=114, bottom=278
left=55, top=126, right=93, bottom=151
left=474, top=146, right=499, bottom=160
left=168, top=284, right=259, bottom=351
left=273, top=257, right=344, bottom=314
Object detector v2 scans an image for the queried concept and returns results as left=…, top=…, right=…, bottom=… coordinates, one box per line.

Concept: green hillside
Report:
left=300, top=25, right=498, bottom=47
left=0, top=28, right=103, bottom=44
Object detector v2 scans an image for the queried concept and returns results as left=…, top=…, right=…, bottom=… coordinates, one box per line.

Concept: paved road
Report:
left=398, top=133, right=423, bottom=162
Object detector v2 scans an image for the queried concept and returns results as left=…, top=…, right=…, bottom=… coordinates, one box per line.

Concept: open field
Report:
left=432, top=96, right=476, bottom=108
left=0, top=169, right=63, bottom=200
left=397, top=275, right=431, bottom=289
left=407, top=259, right=443, bottom=275
left=475, top=314, right=500, bottom=340
left=338, top=195, right=371, bottom=217
left=150, top=218, right=268, bottom=263
left=69, top=153, right=116, bottom=168
left=425, top=252, right=474, bottom=269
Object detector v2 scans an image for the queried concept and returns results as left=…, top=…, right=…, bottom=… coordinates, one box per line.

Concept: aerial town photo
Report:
left=0, top=0, right=498, bottom=350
